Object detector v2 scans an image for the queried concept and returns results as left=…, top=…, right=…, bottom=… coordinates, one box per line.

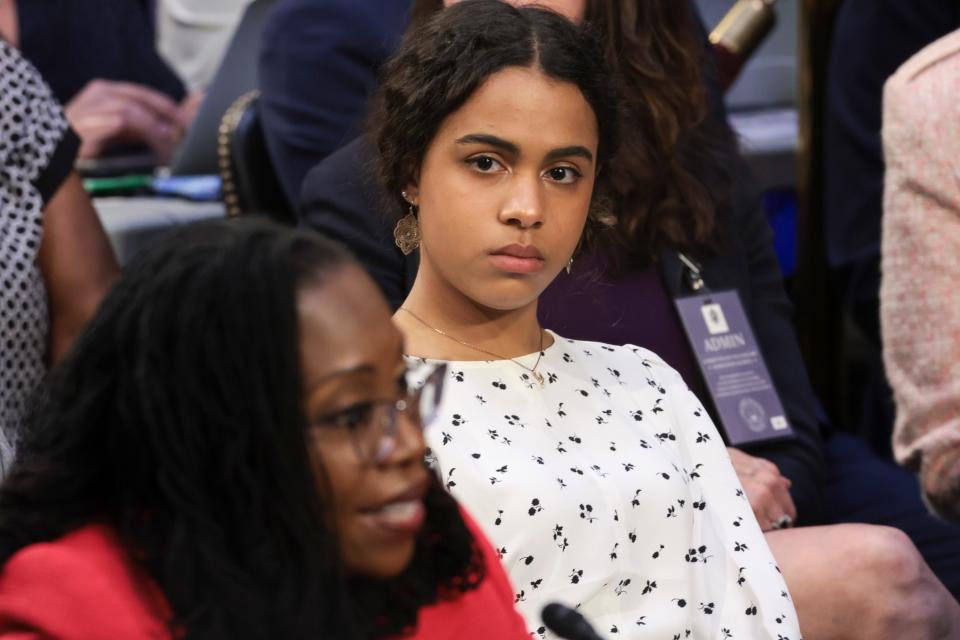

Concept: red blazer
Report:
left=0, top=524, right=172, bottom=639
left=0, top=514, right=528, bottom=639
left=406, top=510, right=529, bottom=639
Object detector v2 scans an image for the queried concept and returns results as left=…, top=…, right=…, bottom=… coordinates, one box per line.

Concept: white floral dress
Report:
left=410, top=333, right=801, bottom=640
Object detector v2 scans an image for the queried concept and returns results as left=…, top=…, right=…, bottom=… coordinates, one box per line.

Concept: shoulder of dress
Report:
left=558, top=339, right=681, bottom=380
left=608, top=342, right=670, bottom=367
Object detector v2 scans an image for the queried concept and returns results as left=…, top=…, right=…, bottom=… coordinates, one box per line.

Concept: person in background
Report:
left=0, top=218, right=528, bottom=639
left=258, top=0, right=411, bottom=208
left=822, top=0, right=960, bottom=457
left=0, top=39, right=118, bottom=477
left=300, top=0, right=960, bottom=637
left=881, top=28, right=960, bottom=526
left=0, top=0, right=199, bottom=163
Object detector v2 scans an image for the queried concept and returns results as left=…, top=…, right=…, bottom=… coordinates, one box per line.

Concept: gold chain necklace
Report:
left=399, top=307, right=545, bottom=387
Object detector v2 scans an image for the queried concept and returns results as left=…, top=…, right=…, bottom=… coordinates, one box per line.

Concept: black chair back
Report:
left=218, top=91, right=292, bottom=223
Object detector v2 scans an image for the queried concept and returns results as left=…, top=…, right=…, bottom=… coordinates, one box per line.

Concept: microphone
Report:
left=541, top=603, right=607, bottom=640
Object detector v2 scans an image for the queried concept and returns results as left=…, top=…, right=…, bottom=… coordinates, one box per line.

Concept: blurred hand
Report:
left=65, top=79, right=184, bottom=163
left=177, top=90, right=204, bottom=132
left=727, top=447, right=797, bottom=531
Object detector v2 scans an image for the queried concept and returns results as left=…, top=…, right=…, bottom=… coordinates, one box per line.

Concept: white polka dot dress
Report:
left=410, top=333, right=801, bottom=639
left=0, top=39, right=75, bottom=475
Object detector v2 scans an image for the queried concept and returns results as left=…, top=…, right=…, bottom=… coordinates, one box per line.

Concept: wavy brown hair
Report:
left=411, top=0, right=731, bottom=267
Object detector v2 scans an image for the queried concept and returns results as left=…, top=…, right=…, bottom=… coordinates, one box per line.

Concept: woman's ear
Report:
left=402, top=184, right=420, bottom=207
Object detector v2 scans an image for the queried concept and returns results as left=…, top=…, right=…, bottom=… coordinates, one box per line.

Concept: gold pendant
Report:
left=533, top=370, right=545, bottom=387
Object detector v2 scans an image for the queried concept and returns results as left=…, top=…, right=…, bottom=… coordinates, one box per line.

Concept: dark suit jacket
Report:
left=822, top=0, right=960, bottom=451
left=660, top=165, right=825, bottom=524
left=17, top=0, right=185, bottom=106
left=823, top=0, right=960, bottom=318
left=258, top=0, right=411, bottom=207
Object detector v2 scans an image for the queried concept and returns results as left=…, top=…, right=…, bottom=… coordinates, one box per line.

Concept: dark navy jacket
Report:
left=258, top=0, right=411, bottom=207
left=823, top=0, right=960, bottom=321
left=17, top=0, right=185, bottom=105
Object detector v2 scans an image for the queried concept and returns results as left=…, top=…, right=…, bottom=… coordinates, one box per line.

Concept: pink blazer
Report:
left=880, top=27, right=960, bottom=520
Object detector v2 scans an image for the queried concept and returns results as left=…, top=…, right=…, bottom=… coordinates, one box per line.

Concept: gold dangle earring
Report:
left=394, top=191, right=421, bottom=255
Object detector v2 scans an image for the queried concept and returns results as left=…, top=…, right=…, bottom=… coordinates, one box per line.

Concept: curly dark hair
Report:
left=370, top=0, right=620, bottom=246
left=0, top=218, right=481, bottom=639
left=409, top=0, right=735, bottom=268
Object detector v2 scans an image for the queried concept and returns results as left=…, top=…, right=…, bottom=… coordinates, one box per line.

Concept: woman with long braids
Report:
left=368, top=2, right=800, bottom=637
left=0, top=218, right=527, bottom=639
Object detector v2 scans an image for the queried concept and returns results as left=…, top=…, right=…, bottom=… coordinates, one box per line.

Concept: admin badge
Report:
left=700, top=303, right=730, bottom=335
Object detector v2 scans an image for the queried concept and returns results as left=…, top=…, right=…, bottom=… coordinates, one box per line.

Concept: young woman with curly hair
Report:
left=0, top=218, right=527, bottom=639
left=368, top=2, right=800, bottom=637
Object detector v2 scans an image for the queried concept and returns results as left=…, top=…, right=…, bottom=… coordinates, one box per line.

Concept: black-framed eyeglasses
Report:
left=310, top=363, right=446, bottom=464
